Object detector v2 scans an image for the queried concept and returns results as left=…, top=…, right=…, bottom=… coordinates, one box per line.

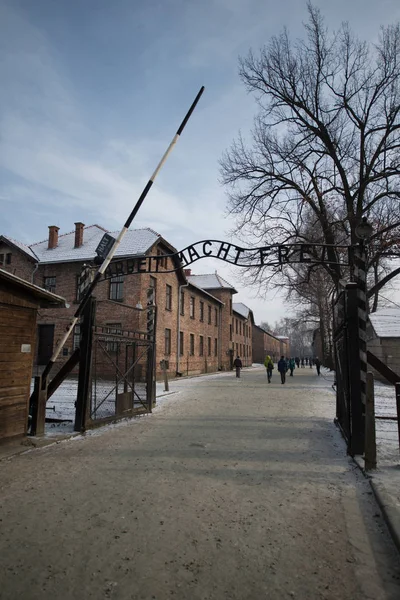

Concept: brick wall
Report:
left=232, top=312, right=252, bottom=366
left=252, top=326, right=281, bottom=364
left=0, top=243, right=36, bottom=282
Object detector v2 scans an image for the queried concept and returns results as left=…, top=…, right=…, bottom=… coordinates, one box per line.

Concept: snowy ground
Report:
left=31, top=377, right=177, bottom=437
left=4, top=366, right=400, bottom=599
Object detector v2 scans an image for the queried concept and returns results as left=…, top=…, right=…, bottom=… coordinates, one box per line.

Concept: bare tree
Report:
left=221, top=3, right=400, bottom=301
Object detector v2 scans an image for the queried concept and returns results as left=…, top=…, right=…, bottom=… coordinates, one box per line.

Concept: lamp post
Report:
left=352, top=217, right=373, bottom=454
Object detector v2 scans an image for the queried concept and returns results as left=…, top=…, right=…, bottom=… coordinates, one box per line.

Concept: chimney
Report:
left=184, top=269, right=192, bottom=277
left=74, top=222, right=85, bottom=248
left=48, top=225, right=60, bottom=249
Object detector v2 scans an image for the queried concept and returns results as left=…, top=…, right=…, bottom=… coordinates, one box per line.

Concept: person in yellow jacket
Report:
left=264, top=355, right=274, bottom=383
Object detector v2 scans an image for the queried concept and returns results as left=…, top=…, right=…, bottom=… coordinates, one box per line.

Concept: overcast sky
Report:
left=2, top=0, right=400, bottom=324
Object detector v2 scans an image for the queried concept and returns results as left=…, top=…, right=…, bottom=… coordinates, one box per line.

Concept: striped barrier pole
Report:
left=41, top=86, right=204, bottom=380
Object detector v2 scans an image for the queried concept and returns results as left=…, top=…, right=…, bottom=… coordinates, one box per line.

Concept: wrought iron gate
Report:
left=333, top=282, right=364, bottom=455
left=88, top=326, right=155, bottom=423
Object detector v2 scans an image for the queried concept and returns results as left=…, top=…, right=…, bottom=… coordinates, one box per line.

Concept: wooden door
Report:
left=37, top=324, right=54, bottom=364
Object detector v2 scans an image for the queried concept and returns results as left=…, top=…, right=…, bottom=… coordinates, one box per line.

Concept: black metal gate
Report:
left=88, top=326, right=155, bottom=424
left=73, top=297, right=156, bottom=430
left=333, top=281, right=364, bottom=455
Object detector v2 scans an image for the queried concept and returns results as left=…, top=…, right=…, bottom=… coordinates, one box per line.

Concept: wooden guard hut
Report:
left=0, top=268, right=66, bottom=443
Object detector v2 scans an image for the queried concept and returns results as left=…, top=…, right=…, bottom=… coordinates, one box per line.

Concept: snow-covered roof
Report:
left=187, top=273, right=237, bottom=293
left=30, top=225, right=160, bottom=264
left=276, top=335, right=289, bottom=340
left=187, top=281, right=223, bottom=305
left=369, top=309, right=400, bottom=338
left=0, top=235, right=38, bottom=260
left=233, top=302, right=250, bottom=319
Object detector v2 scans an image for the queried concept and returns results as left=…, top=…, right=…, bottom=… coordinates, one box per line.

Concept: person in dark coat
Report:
left=277, top=356, right=287, bottom=384
left=295, top=357, right=300, bottom=368
left=233, top=356, right=242, bottom=378
left=314, top=357, right=321, bottom=376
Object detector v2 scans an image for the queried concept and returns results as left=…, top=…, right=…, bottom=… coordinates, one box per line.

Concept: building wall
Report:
left=204, top=288, right=236, bottom=371
left=0, top=290, right=37, bottom=442
left=0, top=242, right=36, bottom=281
left=232, top=312, right=252, bottom=367
left=252, top=327, right=280, bottom=364
left=367, top=330, right=400, bottom=381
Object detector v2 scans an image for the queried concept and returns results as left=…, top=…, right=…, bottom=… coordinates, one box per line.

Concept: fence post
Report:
left=353, top=245, right=368, bottom=452
left=75, top=296, right=96, bottom=432
left=161, top=360, right=169, bottom=392
left=30, top=375, right=48, bottom=436
left=346, top=283, right=364, bottom=454
left=365, top=372, right=377, bottom=470
left=396, top=382, right=400, bottom=451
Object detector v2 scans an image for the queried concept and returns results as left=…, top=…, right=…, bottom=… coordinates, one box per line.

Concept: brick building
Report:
left=252, top=325, right=282, bottom=363
left=0, top=223, right=253, bottom=379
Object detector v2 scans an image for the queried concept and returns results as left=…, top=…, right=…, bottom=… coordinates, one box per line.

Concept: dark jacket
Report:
left=277, top=358, right=287, bottom=373
left=233, top=358, right=242, bottom=368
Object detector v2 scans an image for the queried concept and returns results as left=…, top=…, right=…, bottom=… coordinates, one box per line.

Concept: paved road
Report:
left=1, top=367, right=399, bottom=600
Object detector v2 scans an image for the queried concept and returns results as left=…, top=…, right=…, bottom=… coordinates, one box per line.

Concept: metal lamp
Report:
left=355, top=217, right=373, bottom=241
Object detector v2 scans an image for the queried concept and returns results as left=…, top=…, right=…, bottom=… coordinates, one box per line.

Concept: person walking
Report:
left=278, top=355, right=287, bottom=384
left=288, top=357, right=295, bottom=376
left=295, top=357, right=300, bottom=369
left=264, top=355, right=274, bottom=383
left=309, top=357, right=313, bottom=368
left=301, top=357, right=305, bottom=368
left=233, top=355, right=243, bottom=378
left=314, top=357, right=321, bottom=376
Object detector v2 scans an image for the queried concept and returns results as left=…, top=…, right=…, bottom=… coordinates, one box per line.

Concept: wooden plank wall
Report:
left=0, top=302, right=36, bottom=441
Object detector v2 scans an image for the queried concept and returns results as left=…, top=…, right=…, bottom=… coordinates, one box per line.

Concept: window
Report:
left=179, top=331, right=184, bottom=356
left=180, top=290, right=185, bottom=315
left=199, top=335, right=204, bottom=356
left=166, top=284, right=172, bottom=310
left=109, top=275, right=124, bottom=301
left=165, top=328, right=171, bottom=355
left=240, top=343, right=242, bottom=355
left=215, top=308, right=218, bottom=327
left=0, top=254, right=3, bottom=265
left=148, top=276, right=157, bottom=305
left=229, top=324, right=232, bottom=341
left=208, top=337, right=211, bottom=356
left=229, top=299, right=232, bottom=315
left=208, top=305, right=212, bottom=324
left=190, top=334, right=195, bottom=356
left=239, top=321, right=242, bottom=336
left=200, top=301, right=204, bottom=322
left=214, top=338, right=218, bottom=357
left=236, top=343, right=239, bottom=356
left=106, top=323, right=122, bottom=352
left=5, top=253, right=11, bottom=265
left=44, top=276, right=56, bottom=294
left=236, top=319, right=238, bottom=334
left=73, top=324, right=81, bottom=350
left=190, top=297, right=195, bottom=319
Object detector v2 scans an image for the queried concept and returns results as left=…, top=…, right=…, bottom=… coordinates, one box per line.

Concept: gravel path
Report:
left=1, top=367, right=399, bottom=600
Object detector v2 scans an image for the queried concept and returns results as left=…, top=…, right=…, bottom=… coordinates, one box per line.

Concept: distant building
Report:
left=252, top=325, right=282, bottom=363
left=275, top=335, right=290, bottom=357
left=367, top=308, right=400, bottom=379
